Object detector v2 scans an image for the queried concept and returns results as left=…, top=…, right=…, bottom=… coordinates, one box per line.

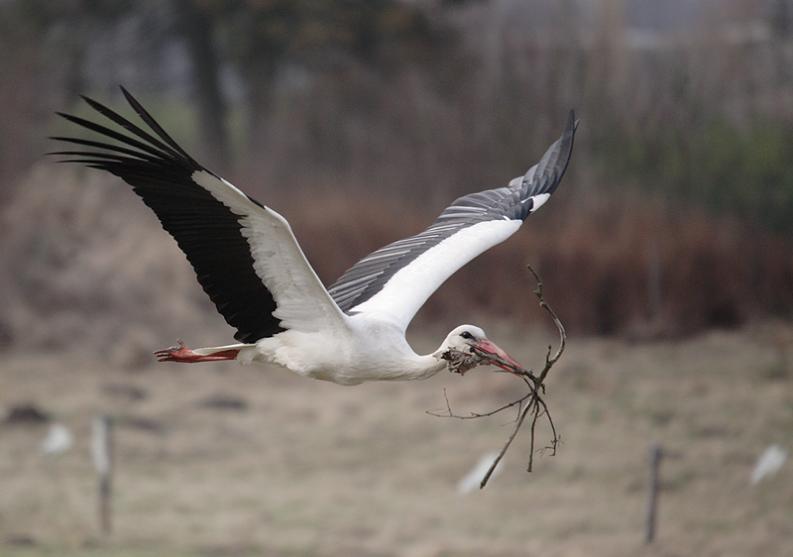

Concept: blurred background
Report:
left=1, top=1, right=792, bottom=556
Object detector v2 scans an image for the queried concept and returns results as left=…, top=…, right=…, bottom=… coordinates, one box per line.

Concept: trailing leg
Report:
left=154, top=340, right=245, bottom=363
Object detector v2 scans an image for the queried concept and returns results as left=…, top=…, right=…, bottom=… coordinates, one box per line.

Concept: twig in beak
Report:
left=426, top=264, right=567, bottom=488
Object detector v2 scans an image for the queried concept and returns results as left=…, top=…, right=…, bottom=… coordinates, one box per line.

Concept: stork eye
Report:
left=460, top=331, right=474, bottom=340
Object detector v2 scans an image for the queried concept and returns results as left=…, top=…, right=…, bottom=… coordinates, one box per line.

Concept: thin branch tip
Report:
left=430, top=264, right=567, bottom=488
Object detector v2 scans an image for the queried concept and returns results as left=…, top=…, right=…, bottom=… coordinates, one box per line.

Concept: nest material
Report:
left=429, top=265, right=566, bottom=490
left=441, top=349, right=485, bottom=375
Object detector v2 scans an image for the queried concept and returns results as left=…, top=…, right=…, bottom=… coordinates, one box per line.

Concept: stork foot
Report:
left=155, top=340, right=193, bottom=362
left=154, top=340, right=239, bottom=363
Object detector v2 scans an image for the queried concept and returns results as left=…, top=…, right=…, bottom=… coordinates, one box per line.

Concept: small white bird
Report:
left=52, top=88, right=576, bottom=385
left=40, top=423, right=73, bottom=455
left=457, top=451, right=503, bottom=494
left=751, top=444, right=787, bottom=484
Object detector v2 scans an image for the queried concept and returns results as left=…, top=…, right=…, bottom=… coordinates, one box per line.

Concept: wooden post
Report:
left=92, top=415, right=113, bottom=536
left=644, top=443, right=663, bottom=544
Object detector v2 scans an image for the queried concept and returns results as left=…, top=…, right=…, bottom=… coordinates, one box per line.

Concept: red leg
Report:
left=154, top=340, right=239, bottom=363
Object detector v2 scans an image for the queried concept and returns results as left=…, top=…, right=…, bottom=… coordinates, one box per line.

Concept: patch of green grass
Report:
left=596, top=117, right=793, bottom=233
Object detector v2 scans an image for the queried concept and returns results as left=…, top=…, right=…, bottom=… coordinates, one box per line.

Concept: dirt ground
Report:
left=2, top=322, right=792, bottom=557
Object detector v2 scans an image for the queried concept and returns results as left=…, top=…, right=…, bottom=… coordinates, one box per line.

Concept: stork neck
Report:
left=403, top=353, right=446, bottom=381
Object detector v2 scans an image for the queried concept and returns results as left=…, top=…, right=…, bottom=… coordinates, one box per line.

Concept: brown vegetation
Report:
left=3, top=166, right=791, bottom=355
left=287, top=188, right=793, bottom=337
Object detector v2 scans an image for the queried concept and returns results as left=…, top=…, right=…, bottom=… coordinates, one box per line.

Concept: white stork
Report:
left=52, top=88, right=577, bottom=385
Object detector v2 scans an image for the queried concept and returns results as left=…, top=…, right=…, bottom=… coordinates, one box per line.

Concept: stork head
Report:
left=436, top=324, right=524, bottom=375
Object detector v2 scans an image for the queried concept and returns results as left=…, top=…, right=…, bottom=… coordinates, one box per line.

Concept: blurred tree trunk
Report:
left=174, top=0, right=230, bottom=171
left=246, top=63, right=277, bottom=154
left=62, top=24, right=86, bottom=103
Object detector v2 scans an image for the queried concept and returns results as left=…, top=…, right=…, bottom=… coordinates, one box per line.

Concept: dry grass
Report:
left=2, top=322, right=792, bottom=557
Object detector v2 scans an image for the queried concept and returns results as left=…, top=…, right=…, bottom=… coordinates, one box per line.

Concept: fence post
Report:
left=92, top=415, right=113, bottom=536
left=644, top=443, right=663, bottom=544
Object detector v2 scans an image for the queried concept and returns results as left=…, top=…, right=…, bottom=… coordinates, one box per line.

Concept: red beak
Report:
left=473, top=339, right=524, bottom=372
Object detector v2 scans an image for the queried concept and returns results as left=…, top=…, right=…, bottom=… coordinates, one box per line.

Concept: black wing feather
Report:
left=51, top=88, right=283, bottom=343
left=49, top=136, right=165, bottom=162
left=119, top=86, right=200, bottom=165
left=79, top=95, right=184, bottom=160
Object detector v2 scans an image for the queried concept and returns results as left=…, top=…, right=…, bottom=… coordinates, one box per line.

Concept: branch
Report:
left=428, top=264, right=567, bottom=488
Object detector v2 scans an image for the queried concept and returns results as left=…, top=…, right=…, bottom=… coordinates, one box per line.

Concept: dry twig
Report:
left=428, top=264, right=566, bottom=489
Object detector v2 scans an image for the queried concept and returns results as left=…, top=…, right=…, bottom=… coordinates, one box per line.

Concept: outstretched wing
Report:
left=51, top=88, right=347, bottom=342
left=328, top=111, right=577, bottom=331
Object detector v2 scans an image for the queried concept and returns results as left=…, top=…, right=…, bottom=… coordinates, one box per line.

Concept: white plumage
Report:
left=40, top=424, right=73, bottom=456
left=349, top=219, right=523, bottom=329
left=457, top=451, right=504, bottom=494
left=751, top=445, right=787, bottom=484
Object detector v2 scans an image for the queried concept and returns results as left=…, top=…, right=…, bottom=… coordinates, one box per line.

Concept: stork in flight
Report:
left=52, top=89, right=576, bottom=385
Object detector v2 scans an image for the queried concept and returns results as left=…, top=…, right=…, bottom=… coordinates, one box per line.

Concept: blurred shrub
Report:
left=600, top=118, right=793, bottom=233
left=5, top=167, right=789, bottom=354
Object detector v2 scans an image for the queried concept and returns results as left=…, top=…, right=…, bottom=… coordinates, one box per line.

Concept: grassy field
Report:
left=2, top=322, right=792, bottom=557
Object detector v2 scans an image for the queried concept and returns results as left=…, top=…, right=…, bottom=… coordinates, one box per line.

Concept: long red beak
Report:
left=473, top=339, right=524, bottom=372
